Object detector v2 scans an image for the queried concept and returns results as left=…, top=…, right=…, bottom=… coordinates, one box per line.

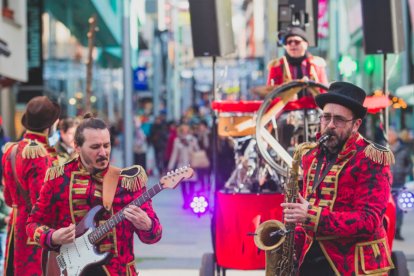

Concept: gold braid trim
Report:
left=2, top=142, right=17, bottom=153
left=267, top=58, right=280, bottom=69
left=364, top=140, right=395, bottom=166
left=22, top=139, right=47, bottom=159
left=44, top=165, right=65, bottom=182
left=34, top=225, right=50, bottom=244
left=120, top=165, right=147, bottom=192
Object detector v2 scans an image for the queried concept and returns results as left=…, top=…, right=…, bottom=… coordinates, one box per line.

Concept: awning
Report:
left=363, top=95, right=392, bottom=114
left=395, top=84, right=414, bottom=105
left=45, top=0, right=120, bottom=47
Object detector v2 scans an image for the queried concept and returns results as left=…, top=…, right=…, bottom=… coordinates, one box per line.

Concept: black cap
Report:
left=279, top=27, right=308, bottom=45
left=315, top=82, right=367, bottom=119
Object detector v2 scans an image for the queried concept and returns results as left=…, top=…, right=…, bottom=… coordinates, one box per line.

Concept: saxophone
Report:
left=254, top=134, right=330, bottom=276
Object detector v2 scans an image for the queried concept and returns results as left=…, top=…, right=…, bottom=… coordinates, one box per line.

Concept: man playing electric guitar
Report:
left=26, top=114, right=162, bottom=275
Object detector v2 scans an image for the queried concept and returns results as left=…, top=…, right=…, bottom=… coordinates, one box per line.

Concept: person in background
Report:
left=252, top=26, right=328, bottom=99
left=55, top=117, right=79, bottom=164
left=399, top=128, right=414, bottom=181
left=148, top=115, right=168, bottom=175
left=282, top=82, right=394, bottom=275
left=388, top=127, right=413, bottom=240
left=0, top=120, right=10, bottom=275
left=0, top=122, right=11, bottom=178
left=267, top=26, right=328, bottom=89
left=164, top=121, right=178, bottom=171
left=2, top=96, right=60, bottom=275
left=168, top=123, right=199, bottom=209
left=0, top=189, right=10, bottom=276
left=26, top=113, right=162, bottom=275
left=133, top=116, right=147, bottom=170
left=194, top=120, right=212, bottom=193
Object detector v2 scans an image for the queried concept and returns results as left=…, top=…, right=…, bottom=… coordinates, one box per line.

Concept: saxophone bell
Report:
left=254, top=220, right=287, bottom=251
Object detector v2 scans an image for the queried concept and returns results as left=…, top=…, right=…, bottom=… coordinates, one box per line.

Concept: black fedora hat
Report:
left=315, top=82, right=367, bottom=119
left=21, top=96, right=61, bottom=131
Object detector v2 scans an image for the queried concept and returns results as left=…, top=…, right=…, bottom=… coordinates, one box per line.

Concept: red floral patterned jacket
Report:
left=295, top=133, right=394, bottom=275
left=26, top=158, right=162, bottom=275
left=2, top=131, right=57, bottom=275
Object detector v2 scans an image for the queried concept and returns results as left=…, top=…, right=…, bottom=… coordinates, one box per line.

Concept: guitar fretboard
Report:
left=88, top=183, right=163, bottom=244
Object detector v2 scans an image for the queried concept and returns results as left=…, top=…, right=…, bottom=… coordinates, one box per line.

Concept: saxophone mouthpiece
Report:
left=318, top=134, right=331, bottom=145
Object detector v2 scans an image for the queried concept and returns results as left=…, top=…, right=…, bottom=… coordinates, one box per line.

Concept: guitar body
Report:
left=43, top=205, right=111, bottom=276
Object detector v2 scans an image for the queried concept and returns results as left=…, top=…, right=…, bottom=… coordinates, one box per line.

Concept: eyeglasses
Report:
left=319, top=114, right=355, bottom=127
left=286, top=39, right=303, bottom=46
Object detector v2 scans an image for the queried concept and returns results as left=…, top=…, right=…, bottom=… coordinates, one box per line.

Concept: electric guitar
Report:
left=42, top=166, right=194, bottom=276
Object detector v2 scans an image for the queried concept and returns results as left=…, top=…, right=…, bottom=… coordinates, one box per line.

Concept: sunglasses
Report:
left=286, top=39, right=303, bottom=46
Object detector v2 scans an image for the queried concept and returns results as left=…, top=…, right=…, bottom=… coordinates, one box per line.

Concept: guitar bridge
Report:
left=56, top=254, right=67, bottom=270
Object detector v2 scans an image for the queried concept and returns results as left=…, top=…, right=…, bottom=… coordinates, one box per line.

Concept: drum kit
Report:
left=213, top=80, right=328, bottom=193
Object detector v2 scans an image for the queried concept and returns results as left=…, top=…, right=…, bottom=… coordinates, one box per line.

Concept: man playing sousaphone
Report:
left=282, top=82, right=394, bottom=275
left=252, top=26, right=328, bottom=98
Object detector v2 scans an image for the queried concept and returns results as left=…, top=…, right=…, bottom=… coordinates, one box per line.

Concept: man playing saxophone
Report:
left=282, top=82, right=394, bottom=275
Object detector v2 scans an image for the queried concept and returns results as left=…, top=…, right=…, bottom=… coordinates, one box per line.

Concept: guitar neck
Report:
left=88, top=183, right=163, bottom=244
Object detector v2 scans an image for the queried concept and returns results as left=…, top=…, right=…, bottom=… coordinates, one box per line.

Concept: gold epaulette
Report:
left=2, top=142, right=17, bottom=153
left=22, top=139, right=47, bottom=159
left=45, top=157, right=77, bottom=181
left=120, top=165, right=147, bottom=192
left=363, top=139, right=395, bottom=166
left=267, top=58, right=281, bottom=69
left=44, top=164, right=65, bottom=182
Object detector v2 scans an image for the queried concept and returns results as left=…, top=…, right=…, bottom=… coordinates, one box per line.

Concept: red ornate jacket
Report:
left=266, top=53, right=328, bottom=86
left=2, top=131, right=57, bottom=275
left=295, top=133, right=395, bottom=275
left=26, top=158, right=162, bottom=275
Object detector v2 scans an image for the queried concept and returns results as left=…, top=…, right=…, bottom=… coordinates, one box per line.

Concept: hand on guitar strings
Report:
left=123, top=205, right=153, bottom=231
left=51, top=223, right=76, bottom=245
left=281, top=194, right=310, bottom=224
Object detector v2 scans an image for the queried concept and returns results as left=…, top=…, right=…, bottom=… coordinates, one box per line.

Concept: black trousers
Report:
left=299, top=256, right=336, bottom=276
left=299, top=242, right=336, bottom=276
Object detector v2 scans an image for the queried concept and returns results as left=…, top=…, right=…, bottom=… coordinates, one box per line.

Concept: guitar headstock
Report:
left=160, top=166, right=194, bottom=189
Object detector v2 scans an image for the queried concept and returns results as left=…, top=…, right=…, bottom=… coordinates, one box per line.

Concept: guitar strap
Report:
left=102, top=166, right=121, bottom=211
left=10, top=144, right=33, bottom=213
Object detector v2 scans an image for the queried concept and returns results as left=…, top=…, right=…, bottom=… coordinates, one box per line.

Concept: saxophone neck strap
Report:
left=310, top=152, right=337, bottom=196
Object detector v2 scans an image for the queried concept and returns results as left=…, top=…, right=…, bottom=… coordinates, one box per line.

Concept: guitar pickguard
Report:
left=57, top=228, right=109, bottom=276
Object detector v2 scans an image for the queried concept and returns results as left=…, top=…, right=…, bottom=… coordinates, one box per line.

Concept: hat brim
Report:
left=284, top=34, right=308, bottom=44
left=315, top=93, right=367, bottom=119
left=21, top=102, right=61, bottom=131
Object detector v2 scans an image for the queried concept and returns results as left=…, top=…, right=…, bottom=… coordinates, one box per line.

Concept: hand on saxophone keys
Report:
left=281, top=194, right=310, bottom=223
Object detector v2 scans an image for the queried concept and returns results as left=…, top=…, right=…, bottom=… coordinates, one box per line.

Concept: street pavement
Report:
left=134, top=175, right=414, bottom=276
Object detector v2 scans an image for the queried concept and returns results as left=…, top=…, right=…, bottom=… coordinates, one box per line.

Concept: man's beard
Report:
left=323, top=128, right=353, bottom=154
left=81, top=154, right=109, bottom=173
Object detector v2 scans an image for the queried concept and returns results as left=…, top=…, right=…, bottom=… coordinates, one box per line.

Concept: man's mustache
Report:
left=96, top=157, right=108, bottom=162
left=325, top=130, right=336, bottom=138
